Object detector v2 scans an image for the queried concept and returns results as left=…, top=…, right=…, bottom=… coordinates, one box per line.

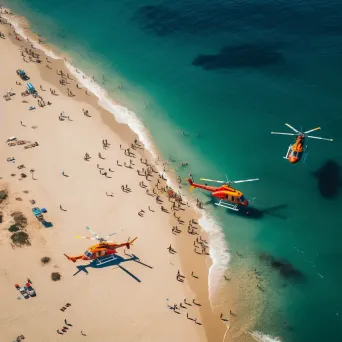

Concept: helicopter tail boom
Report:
left=187, top=178, right=217, bottom=192
left=124, top=237, right=138, bottom=249
left=64, top=253, right=78, bottom=263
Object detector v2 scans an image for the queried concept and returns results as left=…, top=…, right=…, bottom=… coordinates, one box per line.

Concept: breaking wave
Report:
left=251, top=331, right=282, bottom=342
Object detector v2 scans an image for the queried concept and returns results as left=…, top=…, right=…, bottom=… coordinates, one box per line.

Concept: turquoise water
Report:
left=4, top=0, right=342, bottom=340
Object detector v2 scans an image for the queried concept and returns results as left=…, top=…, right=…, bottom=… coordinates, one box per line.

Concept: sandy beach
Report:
left=0, top=8, right=251, bottom=342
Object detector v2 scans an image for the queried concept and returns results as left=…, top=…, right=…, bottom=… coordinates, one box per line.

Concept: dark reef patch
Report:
left=259, top=253, right=306, bottom=283
left=192, top=44, right=284, bottom=70
left=134, top=2, right=342, bottom=37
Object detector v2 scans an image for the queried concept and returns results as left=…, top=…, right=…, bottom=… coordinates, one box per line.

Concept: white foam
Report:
left=198, top=212, right=230, bottom=300
left=3, top=10, right=231, bottom=301
left=250, top=331, right=282, bottom=342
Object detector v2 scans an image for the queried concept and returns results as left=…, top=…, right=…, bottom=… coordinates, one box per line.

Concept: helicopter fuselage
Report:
left=286, top=135, right=305, bottom=164
left=64, top=238, right=137, bottom=263
left=188, top=179, right=249, bottom=206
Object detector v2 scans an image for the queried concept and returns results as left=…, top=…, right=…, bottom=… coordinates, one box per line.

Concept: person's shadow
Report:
left=73, top=254, right=152, bottom=283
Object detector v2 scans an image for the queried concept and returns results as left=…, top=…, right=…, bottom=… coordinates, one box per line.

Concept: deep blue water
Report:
left=4, top=0, right=342, bottom=341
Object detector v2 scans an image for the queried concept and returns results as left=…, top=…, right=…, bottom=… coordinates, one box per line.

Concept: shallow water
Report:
left=4, top=0, right=342, bottom=341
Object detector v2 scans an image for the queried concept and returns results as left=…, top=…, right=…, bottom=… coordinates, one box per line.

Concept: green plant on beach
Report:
left=11, top=211, right=27, bottom=228
left=10, top=231, right=30, bottom=246
left=51, top=272, right=61, bottom=281
left=8, top=224, right=19, bottom=232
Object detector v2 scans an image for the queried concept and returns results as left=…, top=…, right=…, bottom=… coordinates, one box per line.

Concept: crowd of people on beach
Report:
left=0, top=9, right=251, bottom=340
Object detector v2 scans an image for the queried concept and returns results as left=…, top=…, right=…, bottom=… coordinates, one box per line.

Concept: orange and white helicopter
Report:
left=188, top=175, right=259, bottom=211
left=271, top=123, right=333, bottom=164
left=64, top=226, right=137, bottom=264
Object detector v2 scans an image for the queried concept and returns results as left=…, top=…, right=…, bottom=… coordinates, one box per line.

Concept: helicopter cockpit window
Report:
left=240, top=195, right=246, bottom=202
left=84, top=250, right=92, bottom=258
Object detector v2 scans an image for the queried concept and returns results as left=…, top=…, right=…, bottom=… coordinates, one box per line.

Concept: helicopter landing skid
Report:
left=95, top=254, right=117, bottom=266
left=283, top=145, right=292, bottom=160
left=215, top=200, right=239, bottom=211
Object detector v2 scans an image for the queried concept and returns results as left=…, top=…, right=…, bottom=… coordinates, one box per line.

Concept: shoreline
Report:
left=0, top=7, right=234, bottom=342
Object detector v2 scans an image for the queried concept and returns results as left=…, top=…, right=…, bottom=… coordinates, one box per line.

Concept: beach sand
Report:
left=0, top=9, right=247, bottom=342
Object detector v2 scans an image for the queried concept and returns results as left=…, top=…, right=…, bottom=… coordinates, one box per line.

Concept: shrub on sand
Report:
left=10, top=231, right=30, bottom=246
left=0, top=190, right=8, bottom=203
left=41, top=256, right=51, bottom=264
left=11, top=211, right=27, bottom=228
left=51, top=272, right=61, bottom=281
left=8, top=224, right=19, bottom=232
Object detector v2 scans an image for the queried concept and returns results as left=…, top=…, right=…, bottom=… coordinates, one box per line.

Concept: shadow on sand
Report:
left=73, top=254, right=152, bottom=283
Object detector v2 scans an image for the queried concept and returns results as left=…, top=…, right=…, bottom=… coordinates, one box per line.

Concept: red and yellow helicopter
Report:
left=188, top=175, right=259, bottom=211
left=271, top=123, right=333, bottom=164
left=64, top=226, right=137, bottom=263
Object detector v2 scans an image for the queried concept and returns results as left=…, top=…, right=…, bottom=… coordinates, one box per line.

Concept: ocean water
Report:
left=4, top=0, right=342, bottom=341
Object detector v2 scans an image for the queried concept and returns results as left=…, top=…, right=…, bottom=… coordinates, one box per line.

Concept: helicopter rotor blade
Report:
left=307, top=135, right=333, bottom=142
left=105, top=232, right=117, bottom=238
left=76, top=236, right=97, bottom=241
left=103, top=230, right=121, bottom=239
left=200, top=178, right=225, bottom=184
left=271, top=132, right=296, bottom=136
left=85, top=226, right=100, bottom=239
left=231, top=178, right=259, bottom=184
left=225, top=174, right=230, bottom=184
left=304, top=127, right=321, bottom=134
left=285, top=123, right=300, bottom=133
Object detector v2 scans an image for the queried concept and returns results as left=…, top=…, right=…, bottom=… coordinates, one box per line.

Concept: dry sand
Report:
left=0, top=9, right=243, bottom=342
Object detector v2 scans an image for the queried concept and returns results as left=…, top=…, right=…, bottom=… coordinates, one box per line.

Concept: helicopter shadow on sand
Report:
left=202, top=193, right=288, bottom=220
left=73, top=253, right=153, bottom=283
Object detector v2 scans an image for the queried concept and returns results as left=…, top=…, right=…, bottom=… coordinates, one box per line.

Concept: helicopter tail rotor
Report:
left=64, top=254, right=76, bottom=263
left=126, top=237, right=138, bottom=249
